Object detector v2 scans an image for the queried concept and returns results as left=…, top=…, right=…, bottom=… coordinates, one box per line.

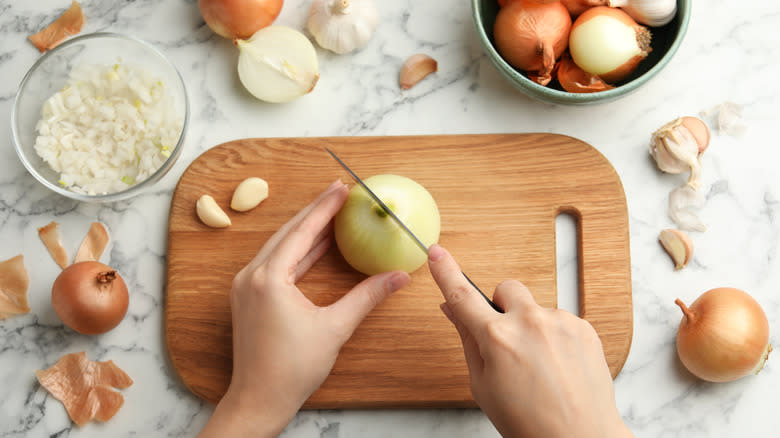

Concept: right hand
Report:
left=427, top=244, right=633, bottom=438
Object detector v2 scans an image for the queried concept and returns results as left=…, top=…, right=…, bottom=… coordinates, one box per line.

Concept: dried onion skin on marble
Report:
left=28, top=0, right=85, bottom=53
left=0, top=255, right=31, bottom=319
left=38, top=222, right=70, bottom=269
left=74, top=222, right=110, bottom=264
left=35, top=351, right=133, bottom=426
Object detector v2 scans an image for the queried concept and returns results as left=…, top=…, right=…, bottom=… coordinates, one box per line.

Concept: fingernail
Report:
left=388, top=271, right=411, bottom=292
left=326, top=179, right=342, bottom=192
left=439, top=302, right=455, bottom=323
left=428, top=244, right=445, bottom=262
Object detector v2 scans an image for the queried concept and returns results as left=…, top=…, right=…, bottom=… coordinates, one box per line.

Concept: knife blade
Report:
left=325, top=148, right=503, bottom=313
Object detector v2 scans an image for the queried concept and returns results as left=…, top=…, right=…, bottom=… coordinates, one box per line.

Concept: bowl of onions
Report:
left=472, top=0, right=691, bottom=105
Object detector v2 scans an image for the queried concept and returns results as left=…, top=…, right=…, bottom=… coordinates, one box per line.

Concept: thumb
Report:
left=326, top=271, right=411, bottom=341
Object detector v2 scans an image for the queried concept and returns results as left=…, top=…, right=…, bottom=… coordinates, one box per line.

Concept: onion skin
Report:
left=556, top=55, right=614, bottom=93
left=676, top=288, right=772, bottom=383
left=52, top=261, right=129, bottom=335
left=569, top=6, right=651, bottom=83
left=493, top=0, right=572, bottom=86
left=199, top=0, right=283, bottom=40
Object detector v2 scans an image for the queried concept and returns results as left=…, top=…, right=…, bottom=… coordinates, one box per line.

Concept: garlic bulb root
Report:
left=307, top=0, right=380, bottom=54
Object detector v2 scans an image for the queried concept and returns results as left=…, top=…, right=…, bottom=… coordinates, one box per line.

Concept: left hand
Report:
left=199, top=180, right=411, bottom=438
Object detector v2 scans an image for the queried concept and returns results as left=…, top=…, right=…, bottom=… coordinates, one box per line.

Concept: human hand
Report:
left=199, top=180, right=411, bottom=438
left=428, top=244, right=633, bottom=438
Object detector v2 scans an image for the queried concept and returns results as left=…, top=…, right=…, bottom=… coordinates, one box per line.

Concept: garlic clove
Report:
left=400, top=54, right=438, bottom=90
left=680, top=116, right=710, bottom=155
left=197, top=195, right=232, bottom=228
left=650, top=117, right=703, bottom=189
left=307, top=0, right=380, bottom=55
left=659, top=228, right=693, bottom=270
left=236, top=26, right=320, bottom=103
left=608, top=0, right=677, bottom=27
left=231, top=177, right=269, bottom=212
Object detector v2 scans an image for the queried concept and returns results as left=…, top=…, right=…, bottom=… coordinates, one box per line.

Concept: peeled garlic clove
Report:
left=400, top=54, right=438, bottom=90
left=307, top=0, right=380, bottom=54
left=608, top=0, right=677, bottom=27
left=236, top=26, right=320, bottom=103
left=231, top=177, right=269, bottom=212
left=197, top=195, right=232, bottom=228
left=650, top=117, right=703, bottom=189
left=659, top=228, right=693, bottom=270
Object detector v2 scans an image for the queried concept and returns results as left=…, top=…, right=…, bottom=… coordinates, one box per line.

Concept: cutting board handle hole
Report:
left=556, top=212, right=580, bottom=317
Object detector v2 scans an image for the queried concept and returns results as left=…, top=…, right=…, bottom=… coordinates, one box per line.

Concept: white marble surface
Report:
left=1, top=0, right=779, bottom=436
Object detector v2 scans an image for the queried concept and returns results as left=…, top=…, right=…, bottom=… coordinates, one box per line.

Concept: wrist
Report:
left=199, top=386, right=297, bottom=438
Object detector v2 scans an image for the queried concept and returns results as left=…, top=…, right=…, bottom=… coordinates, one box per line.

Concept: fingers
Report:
left=492, top=279, right=537, bottom=313
left=326, top=271, right=411, bottom=342
left=269, top=185, right=348, bottom=279
left=294, top=230, right=332, bottom=282
left=245, top=180, right=346, bottom=273
left=428, top=245, right=494, bottom=333
left=440, top=303, right=484, bottom=377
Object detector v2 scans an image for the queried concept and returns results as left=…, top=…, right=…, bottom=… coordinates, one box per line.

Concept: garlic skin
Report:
left=307, top=0, right=380, bottom=55
left=669, top=185, right=706, bottom=232
left=608, top=0, right=677, bottom=27
left=650, top=117, right=703, bottom=190
left=236, top=26, right=320, bottom=103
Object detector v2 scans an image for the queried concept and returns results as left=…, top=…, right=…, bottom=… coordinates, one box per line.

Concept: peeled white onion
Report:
left=568, top=6, right=651, bottom=83
left=236, top=26, right=319, bottom=103
left=334, top=174, right=440, bottom=276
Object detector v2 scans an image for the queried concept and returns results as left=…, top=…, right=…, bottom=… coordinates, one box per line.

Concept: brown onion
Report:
left=493, top=0, right=572, bottom=86
left=676, top=288, right=772, bottom=383
left=198, top=0, right=283, bottom=40
left=52, top=261, right=129, bottom=335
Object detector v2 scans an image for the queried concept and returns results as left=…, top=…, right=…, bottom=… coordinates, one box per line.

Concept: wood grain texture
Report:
left=165, top=134, right=633, bottom=408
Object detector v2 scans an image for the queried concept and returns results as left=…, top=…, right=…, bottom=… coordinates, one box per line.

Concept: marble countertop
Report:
left=2, top=0, right=779, bottom=436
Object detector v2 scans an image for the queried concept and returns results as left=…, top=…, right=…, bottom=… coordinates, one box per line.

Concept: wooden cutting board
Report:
left=165, top=134, right=633, bottom=408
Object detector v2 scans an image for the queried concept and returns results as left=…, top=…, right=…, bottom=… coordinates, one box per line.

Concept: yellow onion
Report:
left=675, top=288, right=772, bottom=383
left=568, top=6, right=651, bottom=83
left=493, top=0, right=572, bottom=86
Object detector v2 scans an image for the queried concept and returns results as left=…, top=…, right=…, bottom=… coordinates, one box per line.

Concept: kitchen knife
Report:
left=325, top=148, right=504, bottom=313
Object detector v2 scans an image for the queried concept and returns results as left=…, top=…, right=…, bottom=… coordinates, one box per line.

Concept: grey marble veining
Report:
left=2, top=0, right=780, bottom=437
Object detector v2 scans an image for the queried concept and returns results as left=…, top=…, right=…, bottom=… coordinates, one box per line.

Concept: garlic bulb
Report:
left=307, top=0, right=380, bottom=54
left=650, top=117, right=708, bottom=190
left=236, top=26, right=320, bottom=103
left=608, top=0, right=677, bottom=27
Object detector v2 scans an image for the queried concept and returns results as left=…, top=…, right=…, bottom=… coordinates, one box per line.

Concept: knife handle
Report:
left=462, top=271, right=504, bottom=313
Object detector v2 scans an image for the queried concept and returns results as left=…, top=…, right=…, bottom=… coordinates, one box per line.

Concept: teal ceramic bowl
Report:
left=472, top=0, right=691, bottom=105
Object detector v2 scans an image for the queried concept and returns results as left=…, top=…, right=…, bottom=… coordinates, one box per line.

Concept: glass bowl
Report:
left=11, top=32, right=189, bottom=202
left=472, top=0, right=691, bottom=105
